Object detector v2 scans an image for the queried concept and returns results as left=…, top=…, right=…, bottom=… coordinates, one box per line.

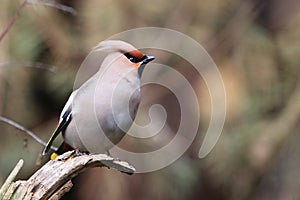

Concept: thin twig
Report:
left=0, top=0, right=28, bottom=43
left=0, top=116, right=57, bottom=151
left=27, top=0, right=77, bottom=15
left=0, top=159, right=24, bottom=199
left=0, top=0, right=76, bottom=43
left=0, top=61, right=58, bottom=73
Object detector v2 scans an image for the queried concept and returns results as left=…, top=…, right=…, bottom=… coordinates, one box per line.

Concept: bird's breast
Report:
left=64, top=71, right=141, bottom=153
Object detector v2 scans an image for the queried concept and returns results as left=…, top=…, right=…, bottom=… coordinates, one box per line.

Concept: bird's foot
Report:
left=105, top=150, right=120, bottom=161
left=73, top=148, right=87, bottom=157
left=113, top=157, right=121, bottom=161
left=105, top=150, right=111, bottom=157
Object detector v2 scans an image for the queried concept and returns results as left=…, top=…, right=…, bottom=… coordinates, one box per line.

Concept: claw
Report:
left=56, top=149, right=86, bottom=161
left=74, top=148, right=85, bottom=157
left=105, top=150, right=120, bottom=161
left=113, top=157, right=121, bottom=161
left=106, top=150, right=111, bottom=157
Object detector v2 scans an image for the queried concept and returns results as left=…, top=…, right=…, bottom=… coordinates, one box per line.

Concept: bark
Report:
left=0, top=151, right=135, bottom=200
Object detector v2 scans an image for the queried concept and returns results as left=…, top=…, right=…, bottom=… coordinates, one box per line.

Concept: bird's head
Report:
left=94, top=40, right=155, bottom=77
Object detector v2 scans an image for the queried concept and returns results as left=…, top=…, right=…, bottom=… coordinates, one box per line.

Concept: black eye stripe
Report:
left=124, top=52, right=145, bottom=63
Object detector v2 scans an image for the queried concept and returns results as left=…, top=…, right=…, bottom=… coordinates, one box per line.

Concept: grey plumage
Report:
left=43, top=40, right=154, bottom=156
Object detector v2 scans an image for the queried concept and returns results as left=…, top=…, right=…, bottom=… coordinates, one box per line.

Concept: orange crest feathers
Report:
left=128, top=50, right=144, bottom=59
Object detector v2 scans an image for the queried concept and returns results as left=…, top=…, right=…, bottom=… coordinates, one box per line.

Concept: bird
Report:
left=43, top=40, right=155, bottom=160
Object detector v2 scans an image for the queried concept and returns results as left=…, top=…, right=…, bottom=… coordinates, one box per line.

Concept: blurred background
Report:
left=1, top=0, right=300, bottom=199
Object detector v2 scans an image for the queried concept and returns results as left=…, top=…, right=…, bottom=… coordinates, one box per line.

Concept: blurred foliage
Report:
left=1, top=0, right=300, bottom=199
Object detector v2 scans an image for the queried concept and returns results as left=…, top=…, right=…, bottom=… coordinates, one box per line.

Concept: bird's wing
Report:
left=43, top=91, right=77, bottom=155
left=42, top=109, right=72, bottom=155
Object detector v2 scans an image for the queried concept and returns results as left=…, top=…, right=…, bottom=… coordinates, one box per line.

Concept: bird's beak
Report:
left=138, top=55, right=155, bottom=78
left=142, top=55, right=155, bottom=64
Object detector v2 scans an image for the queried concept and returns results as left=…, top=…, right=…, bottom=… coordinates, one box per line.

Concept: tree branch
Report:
left=0, top=0, right=76, bottom=43
left=0, top=152, right=135, bottom=199
left=0, top=0, right=28, bottom=43
left=0, top=116, right=58, bottom=151
left=27, top=0, right=77, bottom=15
left=0, top=159, right=24, bottom=199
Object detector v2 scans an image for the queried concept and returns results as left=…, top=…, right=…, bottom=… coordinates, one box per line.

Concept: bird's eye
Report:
left=129, top=56, right=135, bottom=62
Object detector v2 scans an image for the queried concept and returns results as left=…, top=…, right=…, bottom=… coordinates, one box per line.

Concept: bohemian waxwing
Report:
left=43, top=40, right=155, bottom=159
